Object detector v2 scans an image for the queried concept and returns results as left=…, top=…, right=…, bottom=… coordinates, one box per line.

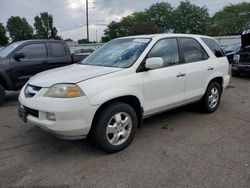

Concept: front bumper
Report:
left=232, top=64, right=250, bottom=75
left=18, top=86, right=99, bottom=140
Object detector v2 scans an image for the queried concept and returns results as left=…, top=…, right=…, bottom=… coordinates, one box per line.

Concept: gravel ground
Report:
left=0, top=77, right=249, bottom=188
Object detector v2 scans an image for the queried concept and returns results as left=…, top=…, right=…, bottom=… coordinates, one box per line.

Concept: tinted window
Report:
left=18, top=43, right=47, bottom=59
left=180, top=38, right=208, bottom=63
left=51, top=43, right=66, bottom=57
left=201, top=37, right=224, bottom=57
left=148, top=38, right=180, bottom=67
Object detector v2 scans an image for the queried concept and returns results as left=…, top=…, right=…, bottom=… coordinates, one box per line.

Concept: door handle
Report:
left=176, top=73, right=186, bottom=77
left=208, top=67, right=214, bottom=71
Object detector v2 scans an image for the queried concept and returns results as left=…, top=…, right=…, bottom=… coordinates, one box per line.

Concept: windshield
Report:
left=80, top=38, right=151, bottom=68
left=0, top=42, right=23, bottom=58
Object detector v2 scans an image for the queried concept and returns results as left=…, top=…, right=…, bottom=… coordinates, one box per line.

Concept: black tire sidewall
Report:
left=203, top=82, right=222, bottom=113
left=94, top=102, right=138, bottom=153
left=0, top=85, right=6, bottom=106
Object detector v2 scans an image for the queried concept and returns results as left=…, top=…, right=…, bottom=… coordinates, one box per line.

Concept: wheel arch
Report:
left=206, top=76, right=223, bottom=92
left=89, top=95, right=144, bottom=136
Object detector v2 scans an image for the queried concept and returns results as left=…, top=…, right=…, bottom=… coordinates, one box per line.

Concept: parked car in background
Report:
left=0, top=40, right=87, bottom=105
left=232, top=30, right=250, bottom=77
left=18, top=34, right=230, bottom=153
left=223, top=43, right=241, bottom=64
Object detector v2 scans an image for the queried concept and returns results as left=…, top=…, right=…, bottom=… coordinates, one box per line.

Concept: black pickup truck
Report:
left=0, top=40, right=87, bottom=105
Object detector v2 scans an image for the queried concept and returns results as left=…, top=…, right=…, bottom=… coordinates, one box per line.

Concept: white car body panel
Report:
left=18, top=33, right=230, bottom=139
left=29, top=64, right=123, bottom=87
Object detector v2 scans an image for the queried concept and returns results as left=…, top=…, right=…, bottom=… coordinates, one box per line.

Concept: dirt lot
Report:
left=0, top=77, right=250, bottom=187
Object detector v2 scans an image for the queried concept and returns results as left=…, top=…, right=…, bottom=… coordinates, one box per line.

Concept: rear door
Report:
left=141, top=38, right=186, bottom=115
left=178, top=37, right=212, bottom=102
left=46, top=42, right=72, bottom=70
left=9, top=42, right=48, bottom=89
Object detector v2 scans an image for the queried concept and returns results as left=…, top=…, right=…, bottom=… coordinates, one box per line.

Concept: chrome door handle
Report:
left=176, top=73, right=186, bottom=77
left=208, top=67, right=214, bottom=71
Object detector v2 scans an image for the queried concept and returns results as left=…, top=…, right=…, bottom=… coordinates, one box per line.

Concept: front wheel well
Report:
left=90, top=96, right=143, bottom=135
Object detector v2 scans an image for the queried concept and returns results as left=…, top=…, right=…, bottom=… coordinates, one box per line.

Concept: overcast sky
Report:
left=0, top=0, right=246, bottom=41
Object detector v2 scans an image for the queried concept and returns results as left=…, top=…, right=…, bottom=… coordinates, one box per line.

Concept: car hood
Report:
left=29, top=64, right=123, bottom=87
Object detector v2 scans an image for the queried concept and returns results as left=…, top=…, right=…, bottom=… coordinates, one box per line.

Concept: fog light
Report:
left=46, top=112, right=56, bottom=121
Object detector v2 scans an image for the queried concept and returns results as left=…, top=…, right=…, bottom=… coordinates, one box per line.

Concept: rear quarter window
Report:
left=201, top=38, right=225, bottom=58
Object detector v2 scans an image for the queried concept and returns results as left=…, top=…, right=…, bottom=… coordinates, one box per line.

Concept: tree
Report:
left=6, top=16, right=33, bottom=42
left=34, top=12, right=61, bottom=39
left=104, top=12, right=161, bottom=40
left=209, top=2, right=250, bottom=36
left=173, top=0, right=209, bottom=34
left=64, top=38, right=73, bottom=42
left=145, top=2, right=174, bottom=32
left=0, top=23, right=8, bottom=45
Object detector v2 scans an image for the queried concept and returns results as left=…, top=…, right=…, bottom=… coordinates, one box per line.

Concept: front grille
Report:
left=25, top=84, right=41, bottom=98
left=23, top=106, right=39, bottom=118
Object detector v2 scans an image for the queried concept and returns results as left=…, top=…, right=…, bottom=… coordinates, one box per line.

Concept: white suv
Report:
left=18, top=34, right=230, bottom=153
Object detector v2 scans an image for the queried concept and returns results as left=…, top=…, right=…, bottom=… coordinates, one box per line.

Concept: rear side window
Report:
left=201, top=38, right=224, bottom=57
left=18, top=43, right=47, bottom=59
left=51, top=43, right=66, bottom=58
left=179, top=38, right=208, bottom=63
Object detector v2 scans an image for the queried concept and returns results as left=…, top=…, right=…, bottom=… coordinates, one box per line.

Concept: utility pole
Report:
left=86, top=0, right=89, bottom=42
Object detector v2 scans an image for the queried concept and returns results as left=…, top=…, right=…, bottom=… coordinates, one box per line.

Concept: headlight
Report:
left=44, top=84, right=85, bottom=98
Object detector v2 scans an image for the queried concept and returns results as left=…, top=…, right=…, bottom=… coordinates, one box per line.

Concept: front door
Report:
left=10, top=42, right=48, bottom=89
left=141, top=38, right=186, bottom=116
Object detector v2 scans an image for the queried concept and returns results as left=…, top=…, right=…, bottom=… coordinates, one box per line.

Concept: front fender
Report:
left=86, top=86, right=144, bottom=107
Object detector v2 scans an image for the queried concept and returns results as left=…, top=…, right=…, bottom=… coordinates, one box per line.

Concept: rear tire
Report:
left=93, top=102, right=137, bottom=153
left=0, top=84, right=6, bottom=106
left=201, top=82, right=222, bottom=113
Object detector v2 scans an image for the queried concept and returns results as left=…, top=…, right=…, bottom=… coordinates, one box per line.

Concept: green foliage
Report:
left=64, top=38, right=73, bottom=42
left=0, top=23, right=8, bottom=45
left=209, top=2, right=250, bottom=36
left=78, top=38, right=96, bottom=44
left=173, top=0, right=209, bottom=34
left=145, top=2, right=174, bottom=32
left=6, top=16, right=33, bottom=42
left=104, top=12, right=161, bottom=40
left=34, top=12, right=61, bottom=39
left=103, top=0, right=210, bottom=40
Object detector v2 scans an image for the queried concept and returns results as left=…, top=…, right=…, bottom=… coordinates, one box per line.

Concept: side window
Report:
left=148, top=38, right=180, bottom=67
left=51, top=43, right=66, bottom=58
left=180, top=38, right=208, bottom=63
left=18, top=43, right=47, bottom=59
left=201, top=37, right=225, bottom=57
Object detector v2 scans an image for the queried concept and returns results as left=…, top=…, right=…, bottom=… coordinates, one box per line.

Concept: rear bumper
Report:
left=223, top=74, right=230, bottom=89
left=18, top=86, right=99, bottom=140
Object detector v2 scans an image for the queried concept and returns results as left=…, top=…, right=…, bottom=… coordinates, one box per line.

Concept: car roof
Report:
left=17, top=39, right=65, bottom=43
left=120, top=33, right=213, bottom=40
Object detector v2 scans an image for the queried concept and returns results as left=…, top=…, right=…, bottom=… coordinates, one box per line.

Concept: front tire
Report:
left=93, top=102, right=137, bottom=153
left=201, top=82, right=222, bottom=113
left=0, top=84, right=6, bottom=106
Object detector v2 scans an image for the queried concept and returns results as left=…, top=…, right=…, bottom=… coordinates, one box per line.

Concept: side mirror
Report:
left=13, top=52, right=25, bottom=61
left=145, top=57, right=163, bottom=70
